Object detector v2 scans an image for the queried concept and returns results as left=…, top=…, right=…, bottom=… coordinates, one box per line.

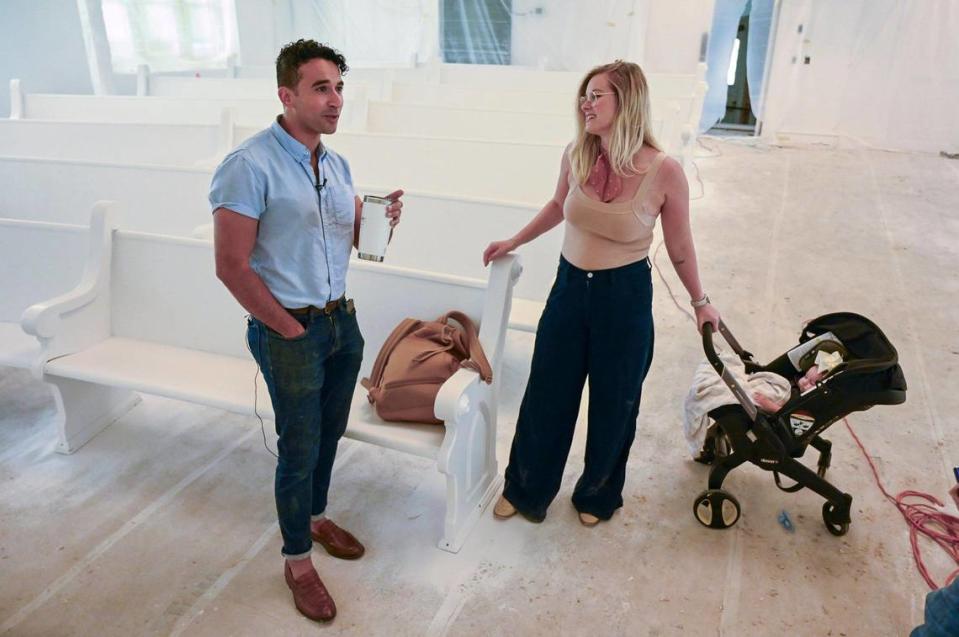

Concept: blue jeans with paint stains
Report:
left=247, top=301, right=364, bottom=558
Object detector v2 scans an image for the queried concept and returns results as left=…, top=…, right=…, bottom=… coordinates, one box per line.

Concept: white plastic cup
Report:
left=358, top=195, right=392, bottom=262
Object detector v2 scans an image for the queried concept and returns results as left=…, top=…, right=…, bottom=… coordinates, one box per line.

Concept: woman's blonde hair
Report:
left=569, top=60, right=662, bottom=184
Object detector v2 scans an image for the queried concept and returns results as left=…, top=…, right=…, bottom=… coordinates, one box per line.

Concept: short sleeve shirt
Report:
left=209, top=119, right=356, bottom=308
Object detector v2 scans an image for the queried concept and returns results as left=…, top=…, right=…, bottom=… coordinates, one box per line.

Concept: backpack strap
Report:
left=439, top=311, right=493, bottom=383
left=361, top=318, right=422, bottom=400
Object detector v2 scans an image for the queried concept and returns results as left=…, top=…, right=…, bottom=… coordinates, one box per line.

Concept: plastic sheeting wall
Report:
left=233, top=0, right=713, bottom=77
left=508, top=0, right=649, bottom=71
left=760, top=0, right=959, bottom=153
left=234, top=0, right=437, bottom=68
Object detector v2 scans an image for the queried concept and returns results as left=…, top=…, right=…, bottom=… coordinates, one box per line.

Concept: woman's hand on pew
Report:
left=483, top=238, right=518, bottom=267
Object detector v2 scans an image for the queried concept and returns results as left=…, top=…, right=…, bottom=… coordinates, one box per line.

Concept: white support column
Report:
left=217, top=106, right=236, bottom=158
left=136, top=64, right=150, bottom=96
left=226, top=53, right=238, bottom=78
left=9, top=79, right=23, bottom=119
left=76, top=0, right=116, bottom=95
left=627, top=0, right=651, bottom=66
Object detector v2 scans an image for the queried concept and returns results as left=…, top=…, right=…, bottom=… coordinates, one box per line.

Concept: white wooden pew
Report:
left=226, top=61, right=700, bottom=99
left=0, top=119, right=222, bottom=166
left=0, top=213, right=95, bottom=371
left=0, top=123, right=564, bottom=206
left=147, top=74, right=387, bottom=103
left=435, top=63, right=582, bottom=93
left=365, top=99, right=669, bottom=147
left=391, top=81, right=574, bottom=115
left=0, top=157, right=213, bottom=235
left=389, top=76, right=700, bottom=112
left=5, top=80, right=689, bottom=167
left=20, top=202, right=523, bottom=552
left=295, top=131, right=561, bottom=204
left=7, top=79, right=368, bottom=132
left=365, top=101, right=575, bottom=145
left=142, top=61, right=415, bottom=100
left=435, top=63, right=706, bottom=99
left=0, top=156, right=559, bottom=331
left=386, top=82, right=691, bottom=157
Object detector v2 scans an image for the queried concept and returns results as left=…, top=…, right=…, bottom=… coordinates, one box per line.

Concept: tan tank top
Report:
left=561, top=151, right=667, bottom=271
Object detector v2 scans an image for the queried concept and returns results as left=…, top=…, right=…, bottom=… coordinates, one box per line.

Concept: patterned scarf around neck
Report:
left=586, top=149, right=623, bottom=202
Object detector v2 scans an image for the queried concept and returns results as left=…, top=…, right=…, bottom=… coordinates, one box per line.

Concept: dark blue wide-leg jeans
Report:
left=247, top=302, right=364, bottom=558
left=503, top=255, right=654, bottom=521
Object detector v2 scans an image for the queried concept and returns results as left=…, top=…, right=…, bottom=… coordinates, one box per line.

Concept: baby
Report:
left=752, top=364, right=829, bottom=413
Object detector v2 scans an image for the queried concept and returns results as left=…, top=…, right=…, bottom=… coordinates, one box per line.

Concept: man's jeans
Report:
left=247, top=301, right=364, bottom=558
left=911, top=578, right=959, bottom=637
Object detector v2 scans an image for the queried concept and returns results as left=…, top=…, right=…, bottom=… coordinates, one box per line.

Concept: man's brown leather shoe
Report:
left=284, top=562, right=336, bottom=622
left=311, top=518, right=365, bottom=560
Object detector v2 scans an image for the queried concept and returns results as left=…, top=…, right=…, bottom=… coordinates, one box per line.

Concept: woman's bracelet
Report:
left=690, top=293, right=710, bottom=308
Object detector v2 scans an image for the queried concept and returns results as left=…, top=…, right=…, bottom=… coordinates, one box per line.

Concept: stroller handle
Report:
left=702, top=322, right=759, bottom=421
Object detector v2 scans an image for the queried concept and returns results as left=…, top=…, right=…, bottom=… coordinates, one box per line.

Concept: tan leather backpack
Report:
left=361, top=311, right=493, bottom=424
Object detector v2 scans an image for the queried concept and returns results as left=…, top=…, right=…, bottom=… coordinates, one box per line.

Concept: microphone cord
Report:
left=244, top=317, right=279, bottom=459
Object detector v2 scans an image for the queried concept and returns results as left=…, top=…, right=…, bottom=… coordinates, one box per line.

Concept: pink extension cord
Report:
left=843, top=418, right=959, bottom=590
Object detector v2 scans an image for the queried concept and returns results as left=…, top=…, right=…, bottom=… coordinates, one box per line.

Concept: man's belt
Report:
left=286, top=296, right=346, bottom=317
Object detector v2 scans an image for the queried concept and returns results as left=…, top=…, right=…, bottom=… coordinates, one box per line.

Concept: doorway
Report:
left=715, top=8, right=757, bottom=133
left=700, top=0, right=778, bottom=137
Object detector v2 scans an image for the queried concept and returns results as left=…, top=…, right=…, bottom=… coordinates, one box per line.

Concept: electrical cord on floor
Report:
left=843, top=419, right=959, bottom=590
left=688, top=158, right=706, bottom=201
left=696, top=137, right=723, bottom=158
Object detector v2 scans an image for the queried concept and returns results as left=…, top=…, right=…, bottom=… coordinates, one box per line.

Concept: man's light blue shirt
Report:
left=209, top=119, right=355, bottom=308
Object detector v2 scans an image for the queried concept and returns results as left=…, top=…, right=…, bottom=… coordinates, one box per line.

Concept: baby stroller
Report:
left=693, top=312, right=907, bottom=536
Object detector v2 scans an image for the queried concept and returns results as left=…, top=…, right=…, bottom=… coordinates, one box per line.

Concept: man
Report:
left=209, top=39, right=403, bottom=623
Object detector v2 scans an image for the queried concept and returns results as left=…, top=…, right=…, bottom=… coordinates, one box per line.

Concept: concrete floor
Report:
left=2, top=139, right=957, bottom=636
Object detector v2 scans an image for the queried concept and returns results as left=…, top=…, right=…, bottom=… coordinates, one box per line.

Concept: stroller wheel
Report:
left=693, top=489, right=741, bottom=529
left=822, top=502, right=850, bottom=536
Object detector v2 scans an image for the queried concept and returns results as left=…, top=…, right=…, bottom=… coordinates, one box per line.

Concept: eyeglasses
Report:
left=579, top=90, right=614, bottom=106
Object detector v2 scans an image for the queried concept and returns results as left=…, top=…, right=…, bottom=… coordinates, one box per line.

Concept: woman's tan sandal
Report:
left=578, top=512, right=601, bottom=527
left=493, top=495, right=517, bottom=519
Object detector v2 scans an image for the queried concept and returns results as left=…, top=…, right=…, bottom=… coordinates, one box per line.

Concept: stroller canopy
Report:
left=801, top=312, right=900, bottom=376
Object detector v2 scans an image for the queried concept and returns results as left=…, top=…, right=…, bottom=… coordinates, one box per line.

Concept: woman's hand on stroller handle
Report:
left=695, top=303, right=721, bottom=334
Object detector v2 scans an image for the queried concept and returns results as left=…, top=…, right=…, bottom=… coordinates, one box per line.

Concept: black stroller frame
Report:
left=693, top=312, right=907, bottom=535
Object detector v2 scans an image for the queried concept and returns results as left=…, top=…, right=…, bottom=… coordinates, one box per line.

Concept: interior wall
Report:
left=234, top=0, right=436, bottom=70
left=0, top=0, right=93, bottom=117
left=641, top=0, right=714, bottom=75
left=234, top=0, right=279, bottom=69
left=508, top=0, right=713, bottom=75
left=760, top=0, right=959, bottom=153
left=508, top=0, right=641, bottom=71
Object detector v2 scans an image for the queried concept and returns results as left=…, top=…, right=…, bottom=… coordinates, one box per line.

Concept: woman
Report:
left=483, top=60, right=720, bottom=526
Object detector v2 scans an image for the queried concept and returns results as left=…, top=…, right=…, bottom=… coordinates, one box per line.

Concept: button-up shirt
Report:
left=209, top=119, right=355, bottom=308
